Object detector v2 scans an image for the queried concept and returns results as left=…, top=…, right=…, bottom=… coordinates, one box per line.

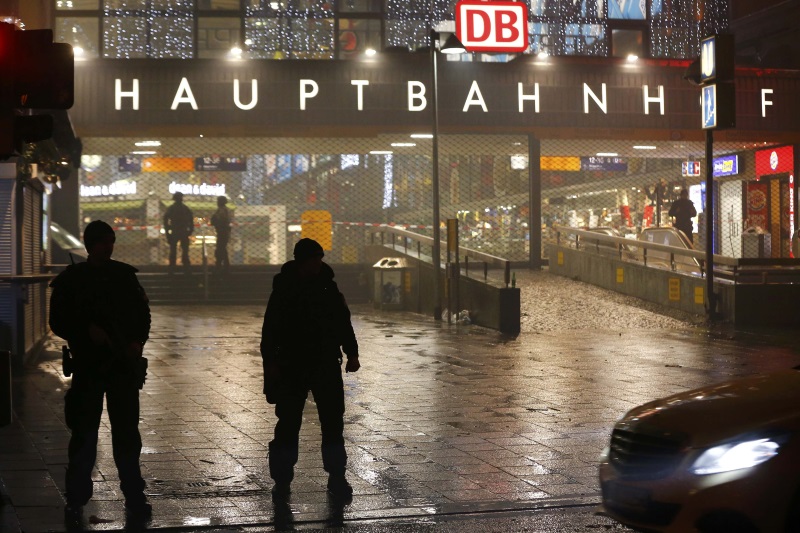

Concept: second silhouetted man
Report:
left=163, top=191, right=194, bottom=272
left=260, top=238, right=360, bottom=500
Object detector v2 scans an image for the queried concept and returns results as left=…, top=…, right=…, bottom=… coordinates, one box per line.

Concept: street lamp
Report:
left=430, top=29, right=465, bottom=320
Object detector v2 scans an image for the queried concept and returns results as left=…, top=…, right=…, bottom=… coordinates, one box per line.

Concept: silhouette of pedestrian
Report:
left=163, top=191, right=194, bottom=272
left=669, top=189, right=697, bottom=244
left=49, top=220, right=151, bottom=525
left=260, top=238, right=360, bottom=500
left=210, top=195, right=231, bottom=274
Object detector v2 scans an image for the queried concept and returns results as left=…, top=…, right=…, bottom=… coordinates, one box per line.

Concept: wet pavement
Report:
left=2, top=272, right=799, bottom=532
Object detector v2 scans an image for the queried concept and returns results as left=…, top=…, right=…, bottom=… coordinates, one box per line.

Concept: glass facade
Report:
left=77, top=136, right=791, bottom=267
left=55, top=0, right=729, bottom=60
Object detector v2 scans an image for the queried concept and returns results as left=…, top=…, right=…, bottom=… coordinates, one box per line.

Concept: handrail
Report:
left=552, top=225, right=800, bottom=285
left=367, top=225, right=508, bottom=266
left=552, top=224, right=739, bottom=267
left=367, top=225, right=512, bottom=286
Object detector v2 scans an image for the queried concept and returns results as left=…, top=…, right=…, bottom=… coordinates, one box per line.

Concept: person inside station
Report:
left=668, top=189, right=698, bottom=244
left=163, top=191, right=194, bottom=273
left=210, top=195, right=231, bottom=274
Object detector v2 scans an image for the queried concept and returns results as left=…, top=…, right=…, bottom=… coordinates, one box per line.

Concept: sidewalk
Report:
left=2, top=296, right=799, bottom=531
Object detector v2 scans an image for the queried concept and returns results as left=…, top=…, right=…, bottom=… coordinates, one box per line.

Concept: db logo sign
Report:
left=455, top=0, right=529, bottom=53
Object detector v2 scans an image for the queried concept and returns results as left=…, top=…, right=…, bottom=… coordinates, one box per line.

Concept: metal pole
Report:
left=431, top=30, right=442, bottom=320
left=705, top=128, right=717, bottom=318
left=656, top=184, right=662, bottom=227
left=528, top=135, right=542, bottom=269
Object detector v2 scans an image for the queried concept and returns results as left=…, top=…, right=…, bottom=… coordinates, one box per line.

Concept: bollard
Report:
left=1, top=351, right=11, bottom=427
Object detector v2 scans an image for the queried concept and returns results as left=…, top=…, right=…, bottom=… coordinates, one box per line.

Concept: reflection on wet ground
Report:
left=1, top=303, right=798, bottom=531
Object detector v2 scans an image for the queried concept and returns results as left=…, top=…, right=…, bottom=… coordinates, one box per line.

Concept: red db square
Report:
left=455, top=0, right=529, bottom=53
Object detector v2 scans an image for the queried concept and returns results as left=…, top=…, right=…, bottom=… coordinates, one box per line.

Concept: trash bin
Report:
left=741, top=227, right=771, bottom=258
left=373, top=257, right=408, bottom=310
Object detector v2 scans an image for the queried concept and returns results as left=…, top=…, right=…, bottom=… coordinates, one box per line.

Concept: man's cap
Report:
left=173, top=191, right=184, bottom=201
left=83, top=220, right=115, bottom=250
left=293, top=238, right=324, bottom=262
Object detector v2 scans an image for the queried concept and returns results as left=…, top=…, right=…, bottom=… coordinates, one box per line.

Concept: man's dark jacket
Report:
left=260, top=261, right=358, bottom=393
left=163, top=202, right=194, bottom=238
left=50, top=261, right=151, bottom=363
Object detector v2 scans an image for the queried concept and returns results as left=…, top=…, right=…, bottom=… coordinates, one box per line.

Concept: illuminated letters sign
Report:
left=109, top=75, right=782, bottom=129
left=455, top=0, right=528, bottom=53
left=712, top=155, right=739, bottom=177
left=700, top=34, right=734, bottom=84
left=80, top=181, right=137, bottom=197
left=581, top=156, right=627, bottom=172
left=195, top=156, right=247, bottom=171
left=700, top=37, right=717, bottom=83
left=682, top=161, right=701, bottom=176
left=168, top=181, right=226, bottom=197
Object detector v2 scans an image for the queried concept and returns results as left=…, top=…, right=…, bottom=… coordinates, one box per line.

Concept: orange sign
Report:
left=300, top=210, right=333, bottom=251
left=142, top=157, right=194, bottom=172
left=540, top=157, right=581, bottom=171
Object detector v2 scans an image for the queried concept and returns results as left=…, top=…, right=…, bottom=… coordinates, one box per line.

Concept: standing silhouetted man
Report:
left=49, top=220, right=151, bottom=525
left=210, top=195, right=231, bottom=274
left=260, top=238, right=360, bottom=500
left=669, top=189, right=697, bottom=243
left=163, top=191, right=194, bottom=272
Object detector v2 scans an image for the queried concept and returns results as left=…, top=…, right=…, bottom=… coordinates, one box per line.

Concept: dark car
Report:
left=599, top=368, right=800, bottom=532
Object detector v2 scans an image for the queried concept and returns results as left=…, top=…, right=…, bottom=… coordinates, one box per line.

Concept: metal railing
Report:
left=552, top=225, right=800, bottom=284
left=367, top=226, right=513, bottom=287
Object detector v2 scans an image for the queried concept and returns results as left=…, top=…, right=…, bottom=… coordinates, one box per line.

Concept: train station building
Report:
left=1, top=0, right=800, bottom=358
left=14, top=0, right=791, bottom=266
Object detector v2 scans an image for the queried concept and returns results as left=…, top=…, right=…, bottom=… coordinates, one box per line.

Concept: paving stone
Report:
left=1, top=288, right=799, bottom=531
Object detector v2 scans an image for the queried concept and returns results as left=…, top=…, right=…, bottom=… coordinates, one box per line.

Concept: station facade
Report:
left=21, top=1, right=800, bottom=266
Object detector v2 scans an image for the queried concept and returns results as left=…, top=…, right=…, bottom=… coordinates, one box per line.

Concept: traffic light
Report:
left=14, top=29, right=74, bottom=110
left=0, top=22, right=74, bottom=158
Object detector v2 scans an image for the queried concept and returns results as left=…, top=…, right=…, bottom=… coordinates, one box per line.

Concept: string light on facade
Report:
left=62, top=0, right=730, bottom=61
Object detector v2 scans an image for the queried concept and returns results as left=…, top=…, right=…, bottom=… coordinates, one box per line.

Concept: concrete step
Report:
left=137, top=265, right=370, bottom=305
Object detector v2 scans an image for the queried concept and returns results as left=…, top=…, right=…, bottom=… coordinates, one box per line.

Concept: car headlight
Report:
left=599, top=446, right=610, bottom=462
left=690, top=438, right=781, bottom=475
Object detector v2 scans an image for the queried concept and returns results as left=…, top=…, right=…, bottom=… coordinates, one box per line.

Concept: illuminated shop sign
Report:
left=195, top=156, right=247, bottom=171
left=682, top=161, right=701, bottom=177
left=168, top=181, right=226, bottom=197
left=756, top=145, right=794, bottom=175
left=581, top=156, right=627, bottom=172
left=80, top=181, right=137, bottom=197
left=712, top=155, right=739, bottom=177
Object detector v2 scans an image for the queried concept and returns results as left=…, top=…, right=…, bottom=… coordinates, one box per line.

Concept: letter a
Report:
left=172, top=78, right=199, bottom=110
left=463, top=81, right=488, bottom=112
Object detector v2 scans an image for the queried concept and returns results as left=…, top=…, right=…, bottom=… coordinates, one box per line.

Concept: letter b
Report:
left=495, top=10, right=519, bottom=43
